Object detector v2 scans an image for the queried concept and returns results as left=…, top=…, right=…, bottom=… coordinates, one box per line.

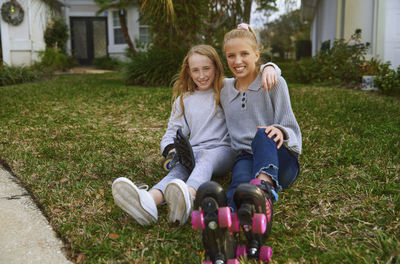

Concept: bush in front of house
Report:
left=36, top=47, right=76, bottom=72
left=93, top=56, right=122, bottom=70
left=44, top=17, right=69, bottom=54
left=374, top=63, right=400, bottom=95
left=279, top=29, right=370, bottom=86
left=0, top=64, right=42, bottom=86
left=123, top=47, right=186, bottom=86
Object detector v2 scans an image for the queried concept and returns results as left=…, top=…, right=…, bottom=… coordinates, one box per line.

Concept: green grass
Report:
left=0, top=73, right=399, bottom=263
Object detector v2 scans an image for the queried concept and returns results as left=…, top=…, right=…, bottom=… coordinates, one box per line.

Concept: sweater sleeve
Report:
left=160, top=97, right=187, bottom=155
left=268, top=76, right=302, bottom=155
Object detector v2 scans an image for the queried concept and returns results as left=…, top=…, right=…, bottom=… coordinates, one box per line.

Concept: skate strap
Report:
left=271, top=189, right=278, bottom=202
left=250, top=178, right=279, bottom=202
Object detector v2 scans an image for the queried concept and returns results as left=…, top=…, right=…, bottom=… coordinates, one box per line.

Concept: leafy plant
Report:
left=375, top=63, right=400, bottom=95
left=37, top=47, right=75, bottom=71
left=123, top=47, right=186, bottom=86
left=93, top=56, right=122, bottom=70
left=281, top=29, right=373, bottom=86
left=317, top=36, right=370, bottom=85
left=0, top=64, right=42, bottom=86
left=44, top=17, right=69, bottom=54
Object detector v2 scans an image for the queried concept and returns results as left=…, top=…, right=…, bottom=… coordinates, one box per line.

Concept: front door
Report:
left=70, top=17, right=107, bottom=65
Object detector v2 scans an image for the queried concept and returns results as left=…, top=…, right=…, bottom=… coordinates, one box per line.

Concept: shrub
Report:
left=278, top=59, right=321, bottom=84
left=123, top=47, right=186, bottom=86
left=0, top=64, right=42, bottom=86
left=44, top=17, right=69, bottom=54
left=37, top=47, right=75, bottom=72
left=93, top=56, right=122, bottom=70
left=278, top=29, right=371, bottom=86
left=375, top=63, right=400, bottom=95
left=360, top=57, right=381, bottom=76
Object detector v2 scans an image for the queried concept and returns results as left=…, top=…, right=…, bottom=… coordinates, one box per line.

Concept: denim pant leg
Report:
left=252, top=128, right=279, bottom=182
left=227, top=152, right=253, bottom=210
left=277, top=147, right=300, bottom=190
left=252, top=128, right=299, bottom=192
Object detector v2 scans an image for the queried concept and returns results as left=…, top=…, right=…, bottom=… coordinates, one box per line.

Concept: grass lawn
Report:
left=0, top=72, right=399, bottom=263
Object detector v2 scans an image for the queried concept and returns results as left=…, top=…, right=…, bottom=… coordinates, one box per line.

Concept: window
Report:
left=113, top=11, right=126, bottom=44
left=138, top=14, right=149, bottom=45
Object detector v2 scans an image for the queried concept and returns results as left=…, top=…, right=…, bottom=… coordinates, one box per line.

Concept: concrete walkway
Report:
left=0, top=165, right=72, bottom=264
left=55, top=67, right=116, bottom=75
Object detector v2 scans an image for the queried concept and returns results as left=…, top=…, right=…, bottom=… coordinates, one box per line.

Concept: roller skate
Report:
left=162, top=150, right=178, bottom=172
left=191, top=181, right=238, bottom=264
left=232, top=178, right=276, bottom=263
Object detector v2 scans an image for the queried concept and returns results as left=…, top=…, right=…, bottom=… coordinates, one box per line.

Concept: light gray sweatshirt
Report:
left=160, top=88, right=230, bottom=154
left=220, top=74, right=302, bottom=155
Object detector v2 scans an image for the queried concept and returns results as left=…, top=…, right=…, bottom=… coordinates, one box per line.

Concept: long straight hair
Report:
left=172, top=45, right=225, bottom=116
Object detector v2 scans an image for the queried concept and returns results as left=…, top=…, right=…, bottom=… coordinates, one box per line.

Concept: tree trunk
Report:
left=243, top=0, right=253, bottom=24
left=119, top=10, right=136, bottom=55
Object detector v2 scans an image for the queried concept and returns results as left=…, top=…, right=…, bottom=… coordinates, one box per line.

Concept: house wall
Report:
left=383, top=0, right=400, bottom=68
left=342, top=0, right=374, bottom=46
left=308, top=0, right=400, bottom=68
left=310, top=0, right=337, bottom=55
left=1, top=0, right=51, bottom=66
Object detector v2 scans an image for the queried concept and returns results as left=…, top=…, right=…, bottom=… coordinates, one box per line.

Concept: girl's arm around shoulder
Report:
left=260, top=62, right=282, bottom=91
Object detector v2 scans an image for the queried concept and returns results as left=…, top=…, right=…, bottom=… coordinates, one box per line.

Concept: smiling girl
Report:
left=220, top=23, right=302, bottom=260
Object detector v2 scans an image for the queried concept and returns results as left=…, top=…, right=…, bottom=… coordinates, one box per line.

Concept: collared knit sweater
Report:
left=220, top=74, right=302, bottom=155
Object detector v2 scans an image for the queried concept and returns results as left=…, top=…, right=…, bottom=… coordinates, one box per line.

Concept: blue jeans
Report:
left=227, top=128, right=300, bottom=210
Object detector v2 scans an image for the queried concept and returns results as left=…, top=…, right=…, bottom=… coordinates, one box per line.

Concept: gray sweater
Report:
left=220, top=74, right=302, bottom=155
left=161, top=88, right=231, bottom=154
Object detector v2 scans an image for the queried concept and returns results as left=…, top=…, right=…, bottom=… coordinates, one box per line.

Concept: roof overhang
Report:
left=301, top=0, right=318, bottom=22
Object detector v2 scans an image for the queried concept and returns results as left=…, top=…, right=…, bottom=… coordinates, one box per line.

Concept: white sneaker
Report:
left=112, top=177, right=158, bottom=226
left=164, top=179, right=193, bottom=225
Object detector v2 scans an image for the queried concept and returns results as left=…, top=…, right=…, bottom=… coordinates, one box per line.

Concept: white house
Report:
left=301, top=0, right=400, bottom=69
left=0, top=0, right=148, bottom=66
left=62, top=0, right=149, bottom=65
left=0, top=0, right=54, bottom=66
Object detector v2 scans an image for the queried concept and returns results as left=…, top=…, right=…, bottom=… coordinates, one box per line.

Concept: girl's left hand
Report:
left=261, top=66, right=278, bottom=91
left=257, top=126, right=284, bottom=149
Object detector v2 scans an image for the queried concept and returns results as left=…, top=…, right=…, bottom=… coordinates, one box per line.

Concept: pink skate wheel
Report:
left=259, top=246, right=272, bottom=262
left=227, top=259, right=240, bottom=264
left=229, top=212, right=240, bottom=233
left=252, top=213, right=267, bottom=234
left=191, top=210, right=205, bottom=230
left=218, top=207, right=232, bottom=228
left=202, top=261, right=212, bottom=264
left=235, top=244, right=247, bottom=257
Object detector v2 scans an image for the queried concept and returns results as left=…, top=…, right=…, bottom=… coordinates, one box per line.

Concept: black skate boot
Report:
left=232, top=178, right=276, bottom=263
left=174, top=128, right=195, bottom=174
left=191, top=181, right=238, bottom=264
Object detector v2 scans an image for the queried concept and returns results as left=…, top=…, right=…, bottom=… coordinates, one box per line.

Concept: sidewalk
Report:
left=0, top=165, right=72, bottom=264
left=55, top=67, right=116, bottom=75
